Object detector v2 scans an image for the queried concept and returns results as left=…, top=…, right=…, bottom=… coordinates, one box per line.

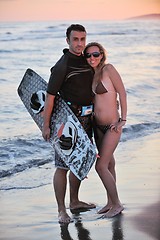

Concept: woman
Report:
left=84, top=42, right=127, bottom=218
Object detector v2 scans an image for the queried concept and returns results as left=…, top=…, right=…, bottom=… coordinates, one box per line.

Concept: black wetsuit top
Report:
left=47, top=49, right=94, bottom=106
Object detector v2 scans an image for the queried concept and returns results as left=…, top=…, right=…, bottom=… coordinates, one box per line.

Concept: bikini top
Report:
left=93, top=80, right=116, bottom=95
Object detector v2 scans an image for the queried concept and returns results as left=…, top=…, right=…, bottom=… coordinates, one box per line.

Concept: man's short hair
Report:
left=66, top=24, right=86, bottom=39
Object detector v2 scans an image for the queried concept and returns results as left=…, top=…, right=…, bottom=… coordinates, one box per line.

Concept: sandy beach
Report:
left=0, top=131, right=159, bottom=240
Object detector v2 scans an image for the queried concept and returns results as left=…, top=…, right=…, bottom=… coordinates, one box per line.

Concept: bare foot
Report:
left=70, top=201, right=96, bottom=210
left=102, top=205, right=124, bottom=218
left=58, top=211, right=73, bottom=224
left=97, top=205, right=111, bottom=214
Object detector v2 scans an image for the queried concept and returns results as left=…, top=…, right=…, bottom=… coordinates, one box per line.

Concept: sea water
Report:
left=0, top=20, right=160, bottom=190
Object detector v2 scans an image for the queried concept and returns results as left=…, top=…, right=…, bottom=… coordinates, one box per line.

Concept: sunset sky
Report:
left=0, top=0, right=160, bottom=22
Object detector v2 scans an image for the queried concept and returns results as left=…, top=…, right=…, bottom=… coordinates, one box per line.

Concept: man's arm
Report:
left=42, top=93, right=55, bottom=141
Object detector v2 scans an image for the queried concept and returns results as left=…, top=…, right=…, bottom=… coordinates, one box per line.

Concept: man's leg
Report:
left=69, top=115, right=96, bottom=211
left=53, top=168, right=72, bottom=223
left=69, top=171, right=96, bottom=210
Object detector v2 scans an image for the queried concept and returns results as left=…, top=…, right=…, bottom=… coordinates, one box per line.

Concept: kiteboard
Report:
left=17, top=68, right=97, bottom=180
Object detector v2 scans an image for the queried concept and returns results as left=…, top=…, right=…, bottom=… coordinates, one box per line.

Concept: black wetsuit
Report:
left=47, top=49, right=94, bottom=168
left=47, top=49, right=93, bottom=106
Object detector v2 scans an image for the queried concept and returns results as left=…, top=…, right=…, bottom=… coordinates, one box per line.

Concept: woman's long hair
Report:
left=84, top=42, right=107, bottom=85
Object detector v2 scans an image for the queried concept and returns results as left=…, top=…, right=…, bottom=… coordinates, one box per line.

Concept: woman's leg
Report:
left=94, top=125, right=116, bottom=213
left=98, top=155, right=116, bottom=213
left=95, top=129, right=123, bottom=217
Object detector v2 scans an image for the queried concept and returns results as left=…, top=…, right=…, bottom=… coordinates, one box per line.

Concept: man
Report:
left=42, top=24, right=96, bottom=224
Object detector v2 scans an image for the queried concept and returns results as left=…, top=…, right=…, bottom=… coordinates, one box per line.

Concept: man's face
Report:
left=67, top=30, right=86, bottom=56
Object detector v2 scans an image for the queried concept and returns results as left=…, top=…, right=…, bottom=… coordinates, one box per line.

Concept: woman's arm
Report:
left=107, top=64, right=127, bottom=120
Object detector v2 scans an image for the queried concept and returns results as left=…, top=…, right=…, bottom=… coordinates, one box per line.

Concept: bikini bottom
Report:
left=94, top=117, right=121, bottom=135
left=93, top=120, right=111, bottom=150
left=96, top=124, right=111, bottom=134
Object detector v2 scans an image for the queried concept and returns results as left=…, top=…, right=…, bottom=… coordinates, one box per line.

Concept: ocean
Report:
left=0, top=19, right=160, bottom=193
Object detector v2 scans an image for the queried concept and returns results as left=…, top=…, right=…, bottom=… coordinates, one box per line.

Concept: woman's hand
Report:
left=110, top=120, right=126, bottom=133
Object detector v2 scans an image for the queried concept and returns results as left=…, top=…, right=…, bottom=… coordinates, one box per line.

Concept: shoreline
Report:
left=0, top=131, right=160, bottom=240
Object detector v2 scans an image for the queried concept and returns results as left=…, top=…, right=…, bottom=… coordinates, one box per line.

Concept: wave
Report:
left=0, top=183, right=49, bottom=191
left=0, top=157, right=52, bottom=179
left=88, top=32, right=126, bottom=36
left=0, top=137, right=54, bottom=179
left=121, top=122, right=160, bottom=142
left=0, top=37, right=24, bottom=42
left=0, top=122, right=159, bottom=180
left=0, top=49, right=39, bottom=54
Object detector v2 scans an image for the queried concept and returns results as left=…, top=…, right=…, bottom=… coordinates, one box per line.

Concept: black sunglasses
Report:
left=85, top=52, right=101, bottom=58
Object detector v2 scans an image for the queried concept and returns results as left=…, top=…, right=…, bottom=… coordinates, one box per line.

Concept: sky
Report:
left=0, top=0, right=160, bottom=22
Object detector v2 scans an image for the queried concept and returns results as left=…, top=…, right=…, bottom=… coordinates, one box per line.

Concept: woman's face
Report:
left=85, top=46, right=103, bottom=69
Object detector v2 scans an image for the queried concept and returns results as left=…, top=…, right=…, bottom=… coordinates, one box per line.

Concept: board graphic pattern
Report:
left=17, top=69, right=97, bottom=180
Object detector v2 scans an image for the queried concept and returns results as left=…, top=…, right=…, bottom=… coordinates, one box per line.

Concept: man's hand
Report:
left=42, top=126, right=51, bottom=141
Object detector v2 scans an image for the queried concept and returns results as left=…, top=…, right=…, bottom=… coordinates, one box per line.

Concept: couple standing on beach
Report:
left=42, top=24, right=127, bottom=224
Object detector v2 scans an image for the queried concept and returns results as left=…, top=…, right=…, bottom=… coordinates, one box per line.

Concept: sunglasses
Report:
left=85, top=52, right=101, bottom=58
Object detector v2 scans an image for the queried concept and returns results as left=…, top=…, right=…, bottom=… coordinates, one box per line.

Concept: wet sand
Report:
left=0, top=131, right=160, bottom=240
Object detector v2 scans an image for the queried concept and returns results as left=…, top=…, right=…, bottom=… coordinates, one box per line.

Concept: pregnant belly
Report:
left=94, top=108, right=119, bottom=125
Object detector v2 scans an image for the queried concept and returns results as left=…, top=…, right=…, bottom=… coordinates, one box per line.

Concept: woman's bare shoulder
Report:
left=103, top=63, right=115, bottom=71
left=102, top=64, right=116, bottom=74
